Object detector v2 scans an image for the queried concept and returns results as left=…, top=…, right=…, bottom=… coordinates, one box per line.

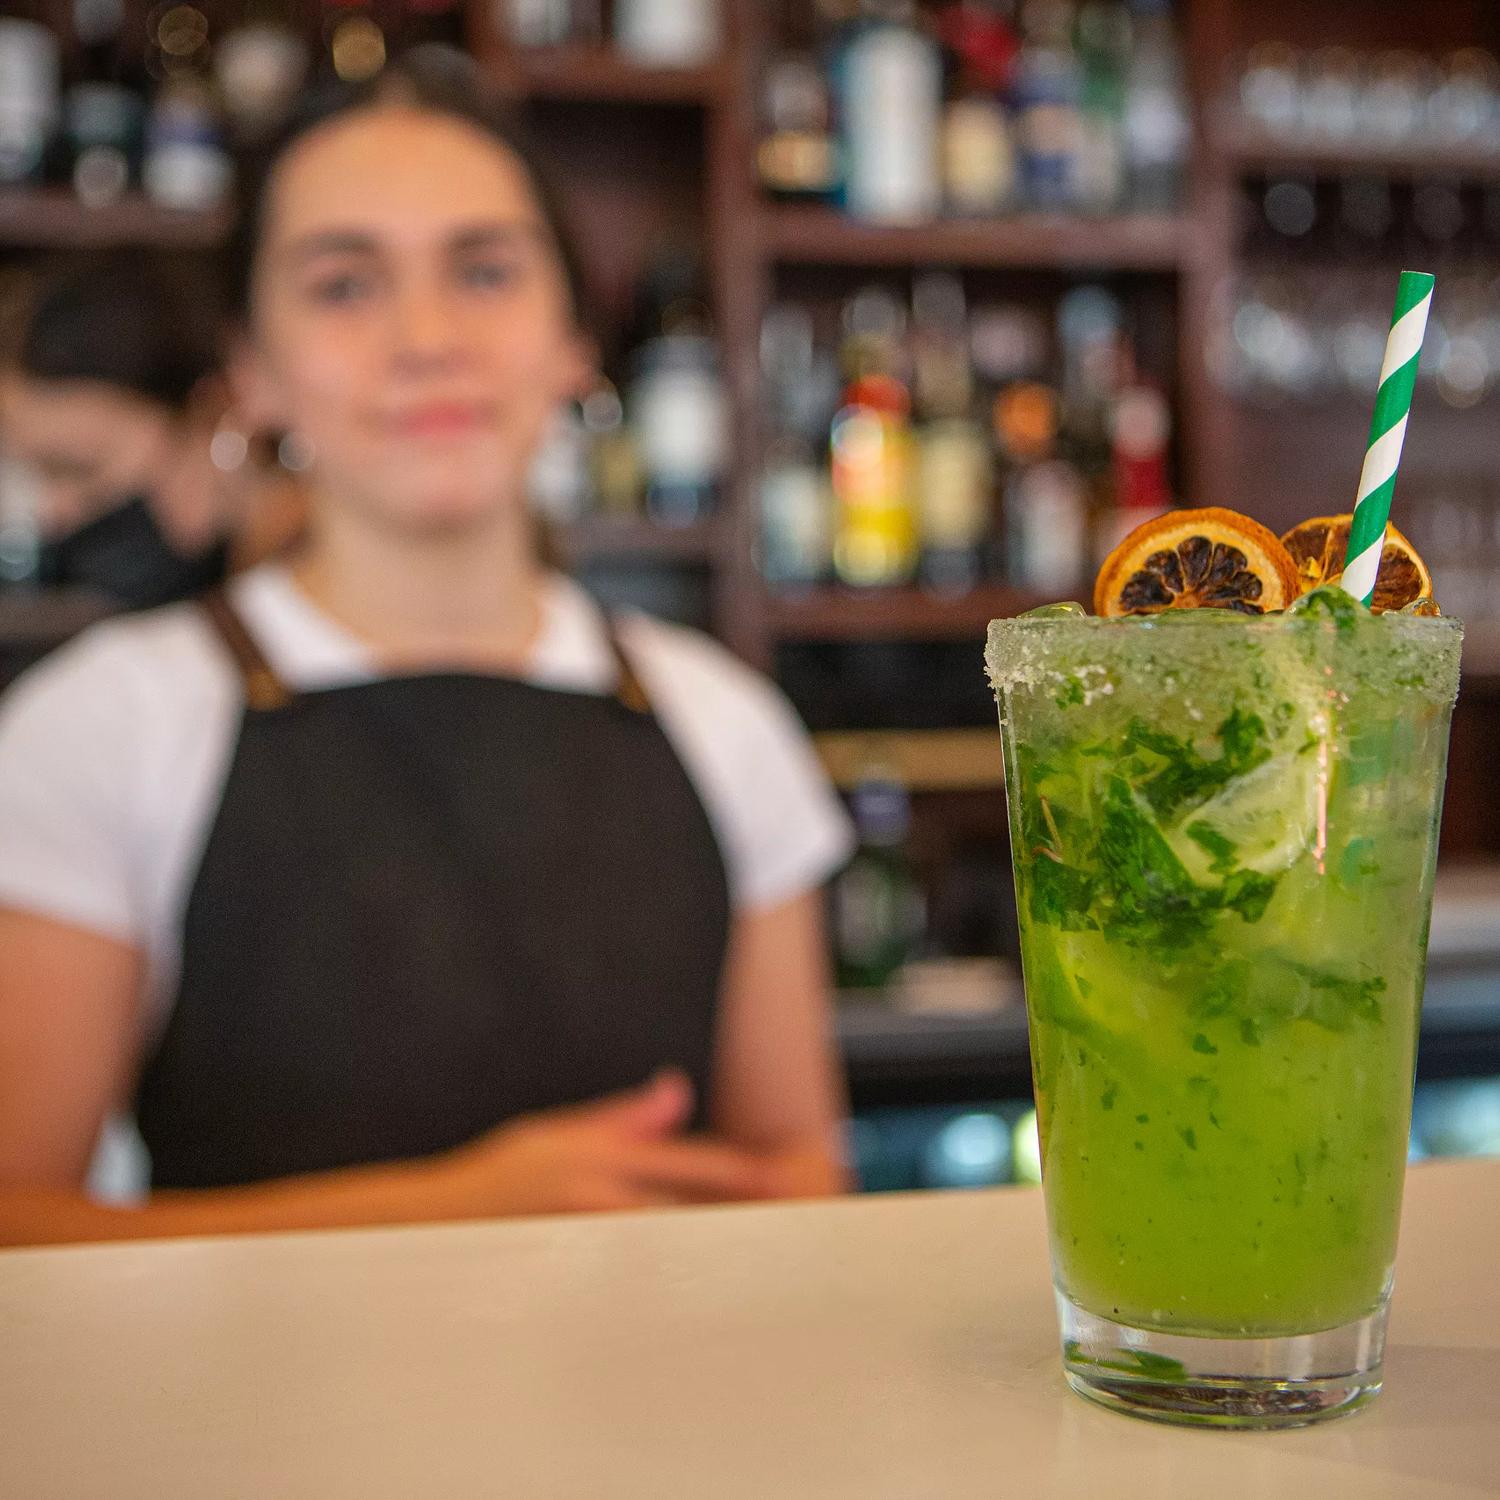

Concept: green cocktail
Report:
left=987, top=594, right=1462, bottom=1427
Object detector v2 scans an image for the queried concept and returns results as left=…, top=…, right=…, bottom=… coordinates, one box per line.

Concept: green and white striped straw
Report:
left=1342, top=270, right=1435, bottom=605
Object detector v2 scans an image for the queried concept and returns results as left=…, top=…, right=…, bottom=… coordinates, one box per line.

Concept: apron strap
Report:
left=199, top=589, right=294, bottom=711
left=200, top=585, right=651, bottom=716
left=604, top=619, right=652, bottom=715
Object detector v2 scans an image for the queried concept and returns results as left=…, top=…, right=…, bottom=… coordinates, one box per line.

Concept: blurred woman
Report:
left=0, top=56, right=853, bottom=1245
left=0, top=249, right=303, bottom=608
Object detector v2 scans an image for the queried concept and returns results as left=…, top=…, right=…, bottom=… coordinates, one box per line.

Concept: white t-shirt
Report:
left=0, top=565, right=854, bottom=1047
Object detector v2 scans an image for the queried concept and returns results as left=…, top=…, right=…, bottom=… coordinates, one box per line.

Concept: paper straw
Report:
left=1342, top=270, right=1435, bottom=605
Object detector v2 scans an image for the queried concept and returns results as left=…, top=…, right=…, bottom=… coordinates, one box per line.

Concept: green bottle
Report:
left=832, top=769, right=925, bottom=992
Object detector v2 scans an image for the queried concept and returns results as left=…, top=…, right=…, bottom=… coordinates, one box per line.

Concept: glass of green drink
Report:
left=986, top=594, right=1462, bottom=1428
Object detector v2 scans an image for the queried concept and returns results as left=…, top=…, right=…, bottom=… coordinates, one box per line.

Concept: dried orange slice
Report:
left=1093, top=507, right=1301, bottom=617
left=1280, top=515, right=1433, bottom=614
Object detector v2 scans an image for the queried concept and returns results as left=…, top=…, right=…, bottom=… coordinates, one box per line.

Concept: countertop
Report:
left=1, top=1159, right=1496, bottom=1499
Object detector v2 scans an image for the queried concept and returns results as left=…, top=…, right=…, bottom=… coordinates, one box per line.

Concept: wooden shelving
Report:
left=559, top=517, right=723, bottom=564
left=764, top=202, right=1186, bottom=272
left=1461, top=622, right=1500, bottom=681
left=1214, top=123, right=1500, bottom=182
left=478, top=43, right=726, bottom=105
left=0, top=191, right=229, bottom=250
left=767, top=585, right=1063, bottom=643
left=813, top=728, right=1003, bottom=792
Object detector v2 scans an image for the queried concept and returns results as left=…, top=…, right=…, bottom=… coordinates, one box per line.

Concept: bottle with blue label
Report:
left=1011, top=0, right=1085, bottom=210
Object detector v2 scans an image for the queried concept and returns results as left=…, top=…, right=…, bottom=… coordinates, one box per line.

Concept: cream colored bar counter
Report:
left=2, top=1159, right=1496, bottom=1500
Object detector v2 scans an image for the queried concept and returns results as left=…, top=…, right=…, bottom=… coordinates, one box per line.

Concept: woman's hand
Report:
left=422, top=1070, right=774, bottom=1218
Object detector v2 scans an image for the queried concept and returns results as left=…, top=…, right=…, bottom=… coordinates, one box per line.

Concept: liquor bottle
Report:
left=621, top=255, right=727, bottom=526
left=1011, top=0, right=1084, bottom=210
left=324, top=0, right=388, bottom=84
left=942, top=91, right=1015, bottom=217
left=831, top=374, right=918, bottom=588
left=911, top=274, right=991, bottom=592
left=215, top=4, right=310, bottom=145
left=1121, top=0, right=1189, bottom=210
left=758, top=53, right=839, bottom=201
left=61, top=0, right=140, bottom=205
left=582, top=381, right=644, bottom=519
left=528, top=403, right=592, bottom=525
left=1093, top=379, right=1171, bottom=565
left=760, top=304, right=836, bottom=589
left=143, top=81, right=232, bottom=210
left=615, top=0, right=723, bottom=67
left=997, top=381, right=1088, bottom=593
left=1056, top=283, right=1123, bottom=457
left=916, top=417, right=992, bottom=593
left=832, top=0, right=942, bottom=225
left=630, top=337, right=727, bottom=526
left=910, top=272, right=973, bottom=421
left=761, top=436, right=836, bottom=590
left=499, top=0, right=575, bottom=48
left=761, top=302, right=841, bottom=450
left=938, top=1, right=1019, bottom=216
left=1074, top=0, right=1128, bottom=212
left=0, top=21, right=59, bottom=187
left=838, top=283, right=909, bottom=387
left=832, top=769, right=925, bottom=992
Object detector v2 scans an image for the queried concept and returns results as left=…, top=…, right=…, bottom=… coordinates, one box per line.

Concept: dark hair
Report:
left=226, top=48, right=590, bottom=327
left=18, top=249, right=223, bottom=410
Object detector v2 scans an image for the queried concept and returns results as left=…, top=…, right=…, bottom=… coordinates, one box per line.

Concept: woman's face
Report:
left=0, top=375, right=174, bottom=535
left=236, top=106, right=592, bottom=538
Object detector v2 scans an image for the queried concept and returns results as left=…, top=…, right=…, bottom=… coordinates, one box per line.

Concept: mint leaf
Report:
left=1123, top=709, right=1272, bottom=820
left=1186, top=820, right=1239, bottom=875
left=1028, top=856, right=1095, bottom=930
left=1096, top=777, right=1215, bottom=945
left=1220, top=869, right=1278, bottom=923
left=1300, top=969, right=1387, bottom=1031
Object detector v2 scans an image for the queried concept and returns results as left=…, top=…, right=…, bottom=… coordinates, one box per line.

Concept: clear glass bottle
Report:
left=0, top=20, right=59, bottom=187
left=614, top=0, right=722, bottom=67
left=1121, top=0, right=1189, bottom=210
left=630, top=334, right=728, bottom=526
left=761, top=436, right=836, bottom=590
left=833, top=0, right=942, bottom=224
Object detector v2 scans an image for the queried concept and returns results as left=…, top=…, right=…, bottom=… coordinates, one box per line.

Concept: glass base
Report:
left=1057, top=1290, right=1387, bottom=1430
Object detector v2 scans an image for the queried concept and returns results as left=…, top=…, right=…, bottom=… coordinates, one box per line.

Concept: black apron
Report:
left=134, top=590, right=731, bottom=1189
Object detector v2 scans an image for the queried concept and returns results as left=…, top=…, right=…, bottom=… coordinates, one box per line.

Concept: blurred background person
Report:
left=0, top=249, right=304, bottom=611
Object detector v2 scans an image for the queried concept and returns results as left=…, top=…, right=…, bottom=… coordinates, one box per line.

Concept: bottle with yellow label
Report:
left=831, top=374, right=919, bottom=588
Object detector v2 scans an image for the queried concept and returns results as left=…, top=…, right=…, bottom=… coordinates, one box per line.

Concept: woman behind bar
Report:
left=0, top=55, right=853, bottom=1244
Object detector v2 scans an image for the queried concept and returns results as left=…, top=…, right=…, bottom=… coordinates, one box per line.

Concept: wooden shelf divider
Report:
left=1213, top=123, right=1500, bottom=182
left=767, top=585, right=1065, bottom=643
left=813, top=727, right=1003, bottom=792
left=559, top=517, right=724, bottom=564
left=0, top=191, right=229, bottom=250
left=764, top=202, right=1186, bottom=272
left=475, top=43, right=727, bottom=105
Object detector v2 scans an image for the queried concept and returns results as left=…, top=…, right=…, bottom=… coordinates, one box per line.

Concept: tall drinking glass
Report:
left=987, top=603, right=1462, bottom=1428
